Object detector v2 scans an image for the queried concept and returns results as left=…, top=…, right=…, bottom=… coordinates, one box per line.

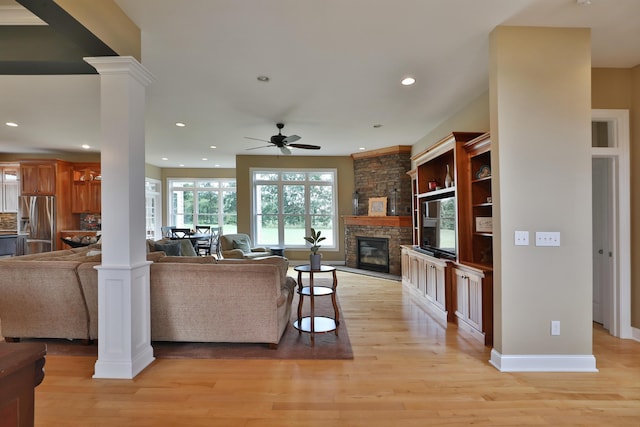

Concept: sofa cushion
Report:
left=232, top=238, right=251, bottom=253
left=150, top=238, right=198, bottom=257
left=154, top=240, right=182, bottom=256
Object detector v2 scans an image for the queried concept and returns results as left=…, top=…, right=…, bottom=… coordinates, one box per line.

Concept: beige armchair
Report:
left=219, top=233, right=272, bottom=259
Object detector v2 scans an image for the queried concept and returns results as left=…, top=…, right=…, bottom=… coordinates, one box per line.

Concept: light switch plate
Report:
left=535, top=231, right=560, bottom=247
left=514, top=230, right=529, bottom=246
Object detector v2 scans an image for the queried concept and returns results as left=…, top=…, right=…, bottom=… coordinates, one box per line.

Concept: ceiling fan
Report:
left=245, top=123, right=321, bottom=155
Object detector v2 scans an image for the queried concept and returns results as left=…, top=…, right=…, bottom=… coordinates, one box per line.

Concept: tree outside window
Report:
left=253, top=169, right=336, bottom=248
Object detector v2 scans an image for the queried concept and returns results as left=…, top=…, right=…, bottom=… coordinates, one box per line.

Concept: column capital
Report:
left=84, top=56, right=154, bottom=86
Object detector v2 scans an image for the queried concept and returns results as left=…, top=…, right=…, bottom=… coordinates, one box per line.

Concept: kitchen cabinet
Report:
left=71, top=164, right=101, bottom=213
left=19, top=161, right=56, bottom=195
left=0, top=165, right=19, bottom=212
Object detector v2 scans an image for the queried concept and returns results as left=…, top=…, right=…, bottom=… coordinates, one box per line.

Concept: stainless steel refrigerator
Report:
left=18, top=195, right=56, bottom=254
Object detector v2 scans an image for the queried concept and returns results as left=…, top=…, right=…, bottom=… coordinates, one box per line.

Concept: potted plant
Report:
left=304, top=227, right=326, bottom=270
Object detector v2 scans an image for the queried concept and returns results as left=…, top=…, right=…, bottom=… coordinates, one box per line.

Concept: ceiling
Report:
left=1, top=0, right=639, bottom=168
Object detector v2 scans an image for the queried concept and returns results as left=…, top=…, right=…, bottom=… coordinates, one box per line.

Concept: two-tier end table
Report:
left=293, top=264, right=339, bottom=346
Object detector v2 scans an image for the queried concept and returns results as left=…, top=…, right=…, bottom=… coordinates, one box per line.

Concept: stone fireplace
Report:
left=344, top=146, right=414, bottom=276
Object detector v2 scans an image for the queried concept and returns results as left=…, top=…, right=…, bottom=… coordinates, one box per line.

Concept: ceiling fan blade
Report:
left=246, top=145, right=272, bottom=151
left=288, top=143, right=321, bottom=150
left=280, top=146, right=291, bottom=155
left=244, top=136, right=271, bottom=143
left=283, top=134, right=301, bottom=143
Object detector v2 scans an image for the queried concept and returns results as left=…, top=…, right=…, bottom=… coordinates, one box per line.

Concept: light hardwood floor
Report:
left=34, top=270, right=640, bottom=426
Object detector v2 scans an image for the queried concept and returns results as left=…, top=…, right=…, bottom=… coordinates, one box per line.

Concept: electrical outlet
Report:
left=515, top=230, right=529, bottom=246
left=536, top=231, right=561, bottom=247
left=551, top=320, right=561, bottom=336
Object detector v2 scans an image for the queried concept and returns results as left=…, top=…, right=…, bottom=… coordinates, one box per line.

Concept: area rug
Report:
left=15, top=291, right=353, bottom=360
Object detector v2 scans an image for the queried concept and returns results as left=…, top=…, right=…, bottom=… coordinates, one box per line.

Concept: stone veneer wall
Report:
left=353, top=150, right=412, bottom=216
left=345, top=224, right=412, bottom=276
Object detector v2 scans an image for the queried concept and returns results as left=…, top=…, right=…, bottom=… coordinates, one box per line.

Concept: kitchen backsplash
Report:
left=80, top=213, right=101, bottom=231
left=0, top=213, right=17, bottom=230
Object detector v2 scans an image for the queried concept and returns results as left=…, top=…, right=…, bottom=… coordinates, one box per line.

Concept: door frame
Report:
left=591, top=109, right=631, bottom=339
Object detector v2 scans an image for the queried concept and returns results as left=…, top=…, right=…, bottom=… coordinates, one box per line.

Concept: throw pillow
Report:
left=232, top=239, right=251, bottom=253
left=154, top=240, right=182, bottom=256
left=177, top=239, right=198, bottom=257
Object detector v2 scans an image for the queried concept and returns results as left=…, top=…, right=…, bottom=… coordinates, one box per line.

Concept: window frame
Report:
left=167, top=177, right=237, bottom=231
left=251, top=168, right=338, bottom=250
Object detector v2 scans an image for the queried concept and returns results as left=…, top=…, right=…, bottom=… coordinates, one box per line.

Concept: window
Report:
left=145, top=178, right=162, bottom=240
left=168, top=178, right=237, bottom=234
left=252, top=169, right=337, bottom=249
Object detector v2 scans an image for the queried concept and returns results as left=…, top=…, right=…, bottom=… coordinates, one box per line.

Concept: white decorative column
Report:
left=84, top=56, right=155, bottom=379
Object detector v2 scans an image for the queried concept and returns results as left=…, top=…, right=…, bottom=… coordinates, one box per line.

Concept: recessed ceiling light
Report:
left=202, top=158, right=208, bottom=161
left=161, top=157, right=168, bottom=161
left=81, top=144, right=91, bottom=150
left=257, top=75, right=270, bottom=82
left=175, top=122, right=186, bottom=127
left=210, top=145, right=217, bottom=149
left=179, top=164, right=185, bottom=167
left=359, top=147, right=366, bottom=151
left=401, top=76, right=416, bottom=86
left=5, top=122, right=18, bottom=127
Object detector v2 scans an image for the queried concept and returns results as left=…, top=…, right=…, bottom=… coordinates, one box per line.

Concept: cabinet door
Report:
left=20, top=164, right=38, bottom=194
left=89, top=181, right=101, bottom=212
left=2, top=183, right=19, bottom=212
left=454, top=267, right=483, bottom=332
left=72, top=182, right=89, bottom=213
left=37, top=164, right=56, bottom=194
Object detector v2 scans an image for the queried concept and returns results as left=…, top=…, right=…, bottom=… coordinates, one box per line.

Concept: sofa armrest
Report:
left=252, top=247, right=270, bottom=253
left=221, top=248, right=245, bottom=259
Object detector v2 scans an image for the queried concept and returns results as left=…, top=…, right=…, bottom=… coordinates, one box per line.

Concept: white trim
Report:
left=0, top=5, right=47, bottom=25
left=591, top=109, right=631, bottom=339
left=631, top=326, right=640, bottom=342
left=489, top=349, right=598, bottom=372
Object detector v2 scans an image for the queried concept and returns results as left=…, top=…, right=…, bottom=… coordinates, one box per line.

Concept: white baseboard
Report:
left=489, top=349, right=598, bottom=372
left=632, top=326, right=640, bottom=342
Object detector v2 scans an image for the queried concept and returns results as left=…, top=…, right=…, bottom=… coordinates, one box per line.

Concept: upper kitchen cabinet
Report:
left=71, top=163, right=101, bottom=213
left=0, top=165, right=19, bottom=213
left=20, top=161, right=56, bottom=195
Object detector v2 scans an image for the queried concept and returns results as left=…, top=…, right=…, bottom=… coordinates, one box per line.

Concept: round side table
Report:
left=293, top=264, right=339, bottom=346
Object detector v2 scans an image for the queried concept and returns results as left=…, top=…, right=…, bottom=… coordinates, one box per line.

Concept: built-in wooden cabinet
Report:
left=456, top=133, right=492, bottom=266
left=403, top=131, right=494, bottom=346
left=452, top=263, right=493, bottom=345
left=71, top=163, right=101, bottom=213
left=401, top=246, right=451, bottom=324
left=0, top=165, right=19, bottom=212
left=20, top=161, right=56, bottom=195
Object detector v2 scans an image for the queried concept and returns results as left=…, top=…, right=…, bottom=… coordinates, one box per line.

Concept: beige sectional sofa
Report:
left=0, top=247, right=296, bottom=348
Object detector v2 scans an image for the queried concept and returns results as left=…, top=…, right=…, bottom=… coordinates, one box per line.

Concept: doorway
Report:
left=591, top=109, right=631, bottom=339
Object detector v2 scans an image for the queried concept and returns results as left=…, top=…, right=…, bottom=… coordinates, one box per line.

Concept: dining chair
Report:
left=170, top=228, right=192, bottom=239
left=194, top=225, right=211, bottom=255
left=161, top=226, right=173, bottom=238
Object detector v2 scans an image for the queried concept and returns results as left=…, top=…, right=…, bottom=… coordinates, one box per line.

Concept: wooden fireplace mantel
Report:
left=343, top=215, right=412, bottom=227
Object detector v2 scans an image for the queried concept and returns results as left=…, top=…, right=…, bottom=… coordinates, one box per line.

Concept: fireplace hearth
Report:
left=357, top=237, right=389, bottom=273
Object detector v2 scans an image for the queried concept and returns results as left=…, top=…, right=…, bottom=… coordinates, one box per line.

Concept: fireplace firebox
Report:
left=357, top=237, right=389, bottom=273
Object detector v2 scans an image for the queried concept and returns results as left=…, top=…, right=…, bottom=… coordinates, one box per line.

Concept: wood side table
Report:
left=293, top=264, right=339, bottom=346
left=0, top=342, right=46, bottom=427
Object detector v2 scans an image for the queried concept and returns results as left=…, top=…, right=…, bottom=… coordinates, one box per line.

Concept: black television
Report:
left=420, top=195, right=457, bottom=259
